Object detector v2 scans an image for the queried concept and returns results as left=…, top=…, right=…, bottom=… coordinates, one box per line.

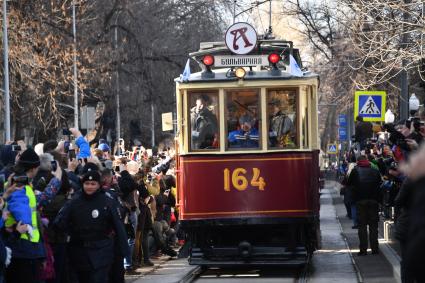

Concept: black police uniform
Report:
left=54, top=188, right=130, bottom=283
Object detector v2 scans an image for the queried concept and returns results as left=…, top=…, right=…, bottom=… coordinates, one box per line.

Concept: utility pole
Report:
left=151, top=100, right=155, bottom=147
left=72, top=1, right=79, bottom=129
left=3, top=0, right=10, bottom=141
left=399, top=0, right=411, bottom=120
left=115, top=12, right=121, bottom=155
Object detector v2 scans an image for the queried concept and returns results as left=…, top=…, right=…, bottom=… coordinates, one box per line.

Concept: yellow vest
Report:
left=5, top=185, right=41, bottom=243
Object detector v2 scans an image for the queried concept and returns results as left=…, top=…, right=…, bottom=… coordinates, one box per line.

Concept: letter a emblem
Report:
left=225, top=22, right=257, bottom=55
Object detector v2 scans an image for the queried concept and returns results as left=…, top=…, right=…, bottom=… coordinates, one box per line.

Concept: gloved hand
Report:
left=5, top=247, right=11, bottom=267
left=26, top=225, right=34, bottom=239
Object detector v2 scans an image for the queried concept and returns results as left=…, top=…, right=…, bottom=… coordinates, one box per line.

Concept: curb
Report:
left=379, top=239, right=401, bottom=283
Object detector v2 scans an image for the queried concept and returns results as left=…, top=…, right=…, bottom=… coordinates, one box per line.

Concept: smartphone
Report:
left=64, top=141, right=70, bottom=153
left=68, top=149, right=76, bottom=160
left=51, top=161, right=58, bottom=172
left=115, top=166, right=120, bottom=172
left=12, top=175, right=29, bottom=186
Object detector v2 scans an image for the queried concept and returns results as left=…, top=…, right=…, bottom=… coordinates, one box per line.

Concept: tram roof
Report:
left=175, top=39, right=319, bottom=84
left=175, top=69, right=319, bottom=84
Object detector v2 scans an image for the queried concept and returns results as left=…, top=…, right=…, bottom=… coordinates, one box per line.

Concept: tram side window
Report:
left=226, top=90, right=260, bottom=150
left=189, top=92, right=219, bottom=151
left=268, top=90, right=297, bottom=148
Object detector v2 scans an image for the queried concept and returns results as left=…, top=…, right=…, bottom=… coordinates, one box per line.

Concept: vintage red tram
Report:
left=175, top=23, right=320, bottom=266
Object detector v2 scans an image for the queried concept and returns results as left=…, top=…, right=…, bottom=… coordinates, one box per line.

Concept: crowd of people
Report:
left=339, top=113, right=425, bottom=283
left=0, top=128, right=180, bottom=283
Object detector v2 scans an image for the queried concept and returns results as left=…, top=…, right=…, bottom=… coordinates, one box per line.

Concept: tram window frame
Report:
left=266, top=88, right=299, bottom=150
left=224, top=89, right=262, bottom=151
left=187, top=90, right=220, bottom=152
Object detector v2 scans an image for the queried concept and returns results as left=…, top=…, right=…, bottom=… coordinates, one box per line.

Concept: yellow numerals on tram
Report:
left=223, top=168, right=266, bottom=192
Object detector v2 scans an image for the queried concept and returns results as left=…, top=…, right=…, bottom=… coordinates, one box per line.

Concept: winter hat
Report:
left=98, top=143, right=110, bottom=152
left=82, top=170, right=101, bottom=183
left=126, top=160, right=140, bottom=175
left=17, top=148, right=41, bottom=170
left=34, top=143, right=44, bottom=156
left=239, top=114, right=254, bottom=125
left=118, top=170, right=137, bottom=195
left=104, top=160, right=113, bottom=170
left=81, top=162, right=100, bottom=175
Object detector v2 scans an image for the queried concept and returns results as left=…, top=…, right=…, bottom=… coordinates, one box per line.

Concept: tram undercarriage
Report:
left=182, top=217, right=320, bottom=266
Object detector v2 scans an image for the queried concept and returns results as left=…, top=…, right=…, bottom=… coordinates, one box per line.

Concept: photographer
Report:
left=3, top=148, right=62, bottom=283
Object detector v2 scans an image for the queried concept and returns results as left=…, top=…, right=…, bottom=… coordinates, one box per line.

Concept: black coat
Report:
left=347, top=165, right=382, bottom=202
left=394, top=179, right=415, bottom=242
left=54, top=190, right=130, bottom=271
left=405, top=177, right=425, bottom=281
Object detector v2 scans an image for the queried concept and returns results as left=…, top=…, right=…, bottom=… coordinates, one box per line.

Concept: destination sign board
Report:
left=214, top=55, right=269, bottom=67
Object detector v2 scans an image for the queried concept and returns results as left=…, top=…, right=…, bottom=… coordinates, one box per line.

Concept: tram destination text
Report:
left=214, top=55, right=269, bottom=67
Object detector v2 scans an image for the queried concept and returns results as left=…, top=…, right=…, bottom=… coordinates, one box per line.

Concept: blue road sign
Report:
left=339, top=128, right=347, bottom=141
left=327, top=143, right=338, bottom=154
left=354, top=91, right=386, bottom=122
left=339, top=114, right=347, bottom=127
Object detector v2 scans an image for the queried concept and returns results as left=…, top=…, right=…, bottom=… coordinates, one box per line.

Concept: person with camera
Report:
left=2, top=148, right=62, bottom=283
left=118, top=169, right=140, bottom=274
left=354, top=116, right=373, bottom=150
left=53, top=170, right=130, bottom=283
left=152, top=175, right=177, bottom=258
left=347, top=155, right=382, bottom=256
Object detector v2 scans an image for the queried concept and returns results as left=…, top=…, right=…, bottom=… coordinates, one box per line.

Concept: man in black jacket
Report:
left=347, top=155, right=382, bottom=255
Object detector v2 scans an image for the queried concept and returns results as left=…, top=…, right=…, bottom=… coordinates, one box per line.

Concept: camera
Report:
left=12, top=175, right=29, bottom=186
left=11, top=145, right=21, bottom=151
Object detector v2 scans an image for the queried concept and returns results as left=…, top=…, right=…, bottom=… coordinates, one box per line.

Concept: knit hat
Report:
left=98, top=143, right=110, bottom=152
left=81, top=162, right=99, bottom=175
left=82, top=170, right=101, bottom=183
left=17, top=148, right=41, bottom=170
left=239, top=114, right=254, bottom=125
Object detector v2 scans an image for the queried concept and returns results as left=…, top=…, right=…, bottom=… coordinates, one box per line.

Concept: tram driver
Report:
left=228, top=114, right=259, bottom=148
left=190, top=95, right=218, bottom=150
left=269, top=100, right=295, bottom=148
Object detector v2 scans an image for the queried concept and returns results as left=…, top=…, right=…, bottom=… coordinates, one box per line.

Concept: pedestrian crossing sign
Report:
left=354, top=91, right=386, bottom=122
left=327, top=143, right=338, bottom=154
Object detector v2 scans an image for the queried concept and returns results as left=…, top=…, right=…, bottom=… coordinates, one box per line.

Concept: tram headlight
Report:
left=202, top=55, right=214, bottom=66
left=268, top=53, right=280, bottom=64
left=235, top=67, right=246, bottom=79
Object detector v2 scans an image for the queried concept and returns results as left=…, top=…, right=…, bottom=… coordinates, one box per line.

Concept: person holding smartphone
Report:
left=3, top=148, right=63, bottom=283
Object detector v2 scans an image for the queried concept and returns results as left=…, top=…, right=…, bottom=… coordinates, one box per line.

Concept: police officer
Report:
left=54, top=170, right=130, bottom=283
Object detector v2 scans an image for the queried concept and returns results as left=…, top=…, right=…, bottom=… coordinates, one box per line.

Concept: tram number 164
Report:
left=223, top=168, right=266, bottom=192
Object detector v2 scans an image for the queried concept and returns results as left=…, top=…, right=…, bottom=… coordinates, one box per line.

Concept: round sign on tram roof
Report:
left=225, top=22, right=257, bottom=55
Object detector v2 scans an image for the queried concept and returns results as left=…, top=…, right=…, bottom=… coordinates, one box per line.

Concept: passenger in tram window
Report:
left=190, top=95, right=218, bottom=150
left=228, top=114, right=259, bottom=148
left=268, top=100, right=295, bottom=148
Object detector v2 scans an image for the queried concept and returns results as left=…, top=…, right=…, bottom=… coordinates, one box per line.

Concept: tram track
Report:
left=180, top=259, right=311, bottom=283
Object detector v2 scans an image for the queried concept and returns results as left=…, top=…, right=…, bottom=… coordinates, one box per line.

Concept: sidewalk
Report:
left=329, top=180, right=401, bottom=283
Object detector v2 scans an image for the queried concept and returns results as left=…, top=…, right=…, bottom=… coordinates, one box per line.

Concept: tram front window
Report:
left=268, top=90, right=297, bottom=148
left=226, top=90, right=260, bottom=149
left=189, top=91, right=219, bottom=150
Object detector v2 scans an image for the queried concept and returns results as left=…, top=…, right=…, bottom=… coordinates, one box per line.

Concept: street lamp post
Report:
left=3, top=0, right=10, bottom=141
left=72, top=1, right=78, bottom=129
left=115, top=12, right=121, bottom=155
